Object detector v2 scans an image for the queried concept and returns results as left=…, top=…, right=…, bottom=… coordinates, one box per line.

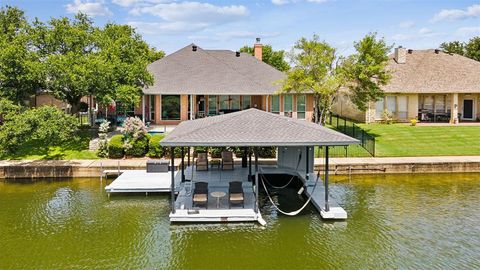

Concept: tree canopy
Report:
left=343, top=33, right=392, bottom=111
left=440, top=36, right=480, bottom=61
left=240, top=44, right=290, bottom=71
left=0, top=5, right=164, bottom=113
left=0, top=6, right=44, bottom=105
left=280, top=35, right=345, bottom=124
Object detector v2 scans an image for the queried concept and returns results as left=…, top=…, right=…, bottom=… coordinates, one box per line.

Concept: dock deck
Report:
left=169, top=166, right=264, bottom=224
left=105, top=170, right=181, bottom=194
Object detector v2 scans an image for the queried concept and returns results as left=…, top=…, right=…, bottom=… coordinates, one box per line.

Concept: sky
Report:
left=5, top=0, right=480, bottom=55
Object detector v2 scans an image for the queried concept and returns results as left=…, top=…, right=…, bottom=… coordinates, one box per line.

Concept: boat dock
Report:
left=105, top=170, right=181, bottom=194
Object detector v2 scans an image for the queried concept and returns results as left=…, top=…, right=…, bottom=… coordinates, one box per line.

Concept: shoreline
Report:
left=1, top=156, right=480, bottom=179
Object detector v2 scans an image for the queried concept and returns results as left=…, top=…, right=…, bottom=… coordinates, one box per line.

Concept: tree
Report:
left=440, top=41, right=465, bottom=55
left=0, top=105, right=79, bottom=155
left=31, top=13, right=164, bottom=114
left=465, top=36, right=480, bottom=61
left=96, top=23, right=164, bottom=106
left=343, top=33, right=392, bottom=111
left=280, top=35, right=345, bottom=124
left=240, top=44, right=290, bottom=71
left=439, top=36, right=479, bottom=61
left=0, top=6, right=44, bottom=105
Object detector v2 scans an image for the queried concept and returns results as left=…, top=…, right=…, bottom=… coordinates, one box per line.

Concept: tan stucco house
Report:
left=332, top=46, right=480, bottom=123
left=138, top=40, right=315, bottom=125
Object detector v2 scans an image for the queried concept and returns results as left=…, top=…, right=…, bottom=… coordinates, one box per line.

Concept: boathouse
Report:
left=160, top=109, right=359, bottom=224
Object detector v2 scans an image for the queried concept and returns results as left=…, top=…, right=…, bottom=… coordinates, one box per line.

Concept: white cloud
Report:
left=418, top=27, right=432, bottom=34
left=188, top=31, right=280, bottom=42
left=66, top=0, right=112, bottom=16
left=431, top=4, right=480, bottom=23
left=455, top=26, right=480, bottom=36
left=392, top=29, right=441, bottom=41
left=271, top=0, right=326, bottom=5
left=131, top=2, right=248, bottom=23
left=111, top=0, right=170, bottom=8
left=398, top=20, right=415, bottom=29
left=128, top=21, right=208, bottom=35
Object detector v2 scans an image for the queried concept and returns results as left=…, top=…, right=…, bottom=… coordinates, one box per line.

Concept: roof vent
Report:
left=192, top=45, right=197, bottom=51
left=408, top=49, right=413, bottom=54
left=235, top=51, right=240, bottom=57
left=434, top=49, right=440, bottom=54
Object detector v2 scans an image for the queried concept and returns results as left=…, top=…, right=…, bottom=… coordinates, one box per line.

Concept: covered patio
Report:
left=161, top=109, right=359, bottom=224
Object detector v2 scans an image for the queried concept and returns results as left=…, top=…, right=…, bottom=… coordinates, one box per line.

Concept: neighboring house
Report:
left=138, top=40, right=315, bottom=125
left=32, top=91, right=70, bottom=112
left=332, top=46, right=480, bottom=123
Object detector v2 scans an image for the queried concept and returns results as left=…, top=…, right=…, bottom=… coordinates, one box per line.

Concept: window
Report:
left=219, top=95, right=229, bottom=110
left=208, top=95, right=217, bottom=116
left=149, top=96, right=155, bottom=121
left=161, top=95, right=180, bottom=120
left=242, top=95, right=251, bottom=109
left=397, top=96, right=408, bottom=119
left=422, top=95, right=434, bottom=111
left=296, top=95, right=306, bottom=119
left=284, top=95, right=293, bottom=116
left=435, top=95, right=445, bottom=113
left=375, top=98, right=384, bottom=119
left=231, top=95, right=240, bottom=110
left=271, top=95, right=280, bottom=114
left=386, top=96, right=397, bottom=114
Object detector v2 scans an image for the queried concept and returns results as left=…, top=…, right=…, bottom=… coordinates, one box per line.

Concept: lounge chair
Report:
left=221, top=151, right=234, bottom=170
left=196, top=152, right=208, bottom=171
left=229, top=181, right=244, bottom=208
left=193, top=182, right=208, bottom=208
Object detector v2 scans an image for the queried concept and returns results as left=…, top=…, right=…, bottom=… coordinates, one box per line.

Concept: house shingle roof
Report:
left=384, top=49, right=480, bottom=94
left=143, top=44, right=285, bottom=95
left=160, top=108, right=359, bottom=147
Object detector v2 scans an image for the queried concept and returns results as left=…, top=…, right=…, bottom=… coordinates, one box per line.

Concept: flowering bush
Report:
left=122, top=117, right=149, bottom=157
left=122, top=117, right=147, bottom=140
left=97, top=120, right=110, bottom=157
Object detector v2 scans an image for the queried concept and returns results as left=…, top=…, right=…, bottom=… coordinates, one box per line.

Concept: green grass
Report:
left=1, top=131, right=99, bottom=160
left=358, top=124, right=480, bottom=157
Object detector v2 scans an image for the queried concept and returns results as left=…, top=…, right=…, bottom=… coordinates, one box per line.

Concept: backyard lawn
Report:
left=358, top=124, right=480, bottom=157
left=1, top=131, right=99, bottom=160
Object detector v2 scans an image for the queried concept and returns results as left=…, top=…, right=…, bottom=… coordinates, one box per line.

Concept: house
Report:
left=332, top=46, right=480, bottom=123
left=138, top=40, right=316, bottom=125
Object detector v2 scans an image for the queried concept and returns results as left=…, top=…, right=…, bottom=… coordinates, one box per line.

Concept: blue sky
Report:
left=5, top=0, right=480, bottom=55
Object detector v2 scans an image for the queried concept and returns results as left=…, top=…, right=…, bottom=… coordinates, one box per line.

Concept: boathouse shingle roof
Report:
left=384, top=49, right=480, bottom=94
left=160, top=108, right=359, bottom=147
left=143, top=44, right=285, bottom=95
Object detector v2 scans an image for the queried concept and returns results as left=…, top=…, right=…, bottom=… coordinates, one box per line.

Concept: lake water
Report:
left=1, top=173, right=479, bottom=269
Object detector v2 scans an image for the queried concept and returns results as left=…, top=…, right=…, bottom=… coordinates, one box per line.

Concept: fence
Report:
left=327, top=113, right=375, bottom=157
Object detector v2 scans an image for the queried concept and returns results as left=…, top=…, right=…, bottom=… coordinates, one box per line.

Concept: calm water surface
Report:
left=0, top=173, right=479, bottom=269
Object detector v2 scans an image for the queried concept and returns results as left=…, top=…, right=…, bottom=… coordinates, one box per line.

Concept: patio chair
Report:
left=229, top=181, right=244, bottom=208
left=193, top=182, right=208, bottom=208
left=221, top=151, right=234, bottom=170
left=196, top=152, right=208, bottom=171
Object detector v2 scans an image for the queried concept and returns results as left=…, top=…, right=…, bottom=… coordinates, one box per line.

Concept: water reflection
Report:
left=0, top=174, right=479, bottom=269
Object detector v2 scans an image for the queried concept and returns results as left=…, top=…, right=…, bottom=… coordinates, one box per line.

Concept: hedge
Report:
left=125, top=136, right=149, bottom=157
left=147, top=134, right=165, bottom=158
left=108, top=134, right=124, bottom=158
left=256, top=147, right=277, bottom=158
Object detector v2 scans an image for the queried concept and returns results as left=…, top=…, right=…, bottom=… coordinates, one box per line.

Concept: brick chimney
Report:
left=254, top=37, right=262, bottom=61
left=394, top=46, right=406, bottom=64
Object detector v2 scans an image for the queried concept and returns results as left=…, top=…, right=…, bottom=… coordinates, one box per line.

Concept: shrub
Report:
left=147, top=134, right=165, bottom=158
left=256, top=147, right=277, bottom=158
left=108, top=134, right=124, bottom=158
left=163, top=146, right=185, bottom=158
left=410, top=118, right=418, bottom=126
left=125, top=137, right=149, bottom=157
left=382, top=109, right=394, bottom=124
left=209, top=147, right=226, bottom=158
